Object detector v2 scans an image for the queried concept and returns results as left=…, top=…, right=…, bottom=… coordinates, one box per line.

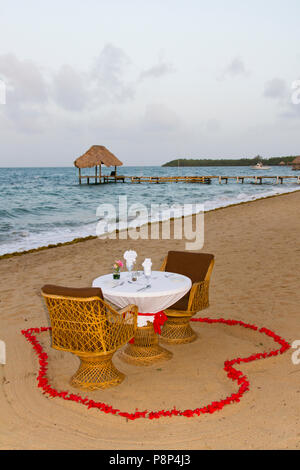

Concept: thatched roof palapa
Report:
left=292, top=156, right=300, bottom=170
left=74, top=145, right=123, bottom=168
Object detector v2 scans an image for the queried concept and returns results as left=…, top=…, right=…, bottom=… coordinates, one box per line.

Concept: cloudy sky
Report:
left=0, top=0, right=300, bottom=166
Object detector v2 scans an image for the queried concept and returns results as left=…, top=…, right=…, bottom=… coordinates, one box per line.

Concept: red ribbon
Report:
left=129, top=311, right=168, bottom=343
left=152, top=311, right=168, bottom=335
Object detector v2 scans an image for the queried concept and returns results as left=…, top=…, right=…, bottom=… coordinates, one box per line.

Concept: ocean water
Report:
left=0, top=165, right=299, bottom=256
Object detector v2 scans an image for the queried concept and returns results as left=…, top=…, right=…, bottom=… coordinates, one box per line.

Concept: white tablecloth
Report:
left=92, top=271, right=192, bottom=327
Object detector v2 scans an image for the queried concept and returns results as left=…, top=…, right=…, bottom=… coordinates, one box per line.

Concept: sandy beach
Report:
left=0, top=190, right=300, bottom=450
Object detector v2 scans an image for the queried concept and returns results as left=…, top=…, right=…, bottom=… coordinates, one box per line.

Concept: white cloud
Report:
left=0, top=53, right=49, bottom=132
left=92, top=43, right=135, bottom=103
left=205, top=119, right=221, bottom=133
left=264, top=78, right=287, bottom=99
left=52, top=64, right=88, bottom=112
left=0, top=46, right=179, bottom=135
left=139, top=61, right=174, bottom=81
left=219, top=57, right=250, bottom=80
left=262, top=78, right=300, bottom=120
left=141, top=103, right=180, bottom=133
left=0, top=53, right=48, bottom=104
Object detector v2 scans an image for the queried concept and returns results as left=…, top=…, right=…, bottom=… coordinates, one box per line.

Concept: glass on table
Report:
left=126, top=260, right=133, bottom=273
left=144, top=273, right=151, bottom=287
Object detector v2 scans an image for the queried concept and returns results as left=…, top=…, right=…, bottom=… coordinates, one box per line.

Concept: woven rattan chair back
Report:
left=161, top=251, right=214, bottom=313
left=41, top=285, right=138, bottom=390
left=160, top=251, right=215, bottom=344
left=163, top=251, right=214, bottom=282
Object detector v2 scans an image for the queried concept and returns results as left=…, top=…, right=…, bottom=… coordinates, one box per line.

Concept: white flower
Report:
left=124, top=250, right=137, bottom=262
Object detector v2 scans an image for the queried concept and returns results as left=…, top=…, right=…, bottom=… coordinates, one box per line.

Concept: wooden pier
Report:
left=78, top=174, right=300, bottom=185
left=74, top=146, right=300, bottom=186
left=214, top=175, right=300, bottom=185
left=129, top=176, right=212, bottom=184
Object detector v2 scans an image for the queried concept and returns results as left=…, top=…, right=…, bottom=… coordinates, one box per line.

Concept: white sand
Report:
left=0, top=191, right=300, bottom=449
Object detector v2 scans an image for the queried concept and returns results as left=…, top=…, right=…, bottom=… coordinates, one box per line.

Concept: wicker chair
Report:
left=41, top=285, right=138, bottom=390
left=160, top=251, right=214, bottom=344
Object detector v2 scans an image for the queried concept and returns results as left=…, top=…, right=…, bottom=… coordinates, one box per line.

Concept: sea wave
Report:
left=1, top=179, right=299, bottom=256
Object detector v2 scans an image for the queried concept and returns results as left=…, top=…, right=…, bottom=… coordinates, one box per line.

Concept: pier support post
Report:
left=219, top=176, right=222, bottom=184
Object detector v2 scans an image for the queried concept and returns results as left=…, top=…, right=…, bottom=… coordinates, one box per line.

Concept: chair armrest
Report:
left=104, top=304, right=138, bottom=349
left=160, top=256, right=167, bottom=271
left=118, top=304, right=138, bottom=330
left=118, top=304, right=138, bottom=317
left=187, top=280, right=210, bottom=313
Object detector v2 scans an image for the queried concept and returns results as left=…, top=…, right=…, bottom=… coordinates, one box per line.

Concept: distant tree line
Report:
left=162, top=156, right=296, bottom=167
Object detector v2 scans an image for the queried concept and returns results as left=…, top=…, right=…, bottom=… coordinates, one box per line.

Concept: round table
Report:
left=92, top=271, right=191, bottom=366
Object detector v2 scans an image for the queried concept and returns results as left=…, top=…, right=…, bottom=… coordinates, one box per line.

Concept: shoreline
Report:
left=1, top=187, right=299, bottom=261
